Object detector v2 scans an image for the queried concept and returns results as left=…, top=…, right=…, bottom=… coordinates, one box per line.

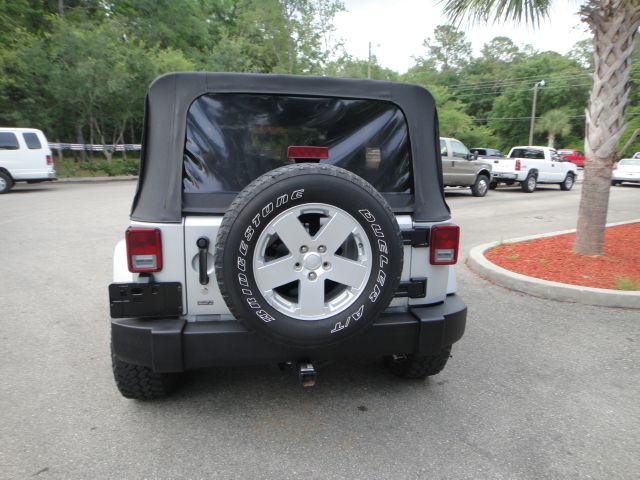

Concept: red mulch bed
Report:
left=485, top=223, right=640, bottom=290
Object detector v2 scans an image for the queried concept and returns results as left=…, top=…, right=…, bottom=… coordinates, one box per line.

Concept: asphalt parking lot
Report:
left=1, top=180, right=639, bottom=479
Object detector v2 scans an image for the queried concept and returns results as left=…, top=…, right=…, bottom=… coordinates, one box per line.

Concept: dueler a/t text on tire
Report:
left=215, top=164, right=403, bottom=348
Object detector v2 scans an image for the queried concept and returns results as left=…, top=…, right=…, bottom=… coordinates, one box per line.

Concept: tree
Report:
left=486, top=53, right=588, bottom=149
left=481, top=36, right=522, bottom=63
left=419, top=25, right=472, bottom=73
left=442, top=37, right=523, bottom=127
left=568, top=38, right=594, bottom=70
left=443, top=0, right=640, bottom=255
left=535, top=109, right=572, bottom=148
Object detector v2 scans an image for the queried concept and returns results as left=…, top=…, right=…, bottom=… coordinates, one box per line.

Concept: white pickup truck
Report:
left=489, top=146, right=578, bottom=192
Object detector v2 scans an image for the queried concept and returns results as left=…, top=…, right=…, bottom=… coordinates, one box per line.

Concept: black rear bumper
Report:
left=111, top=295, right=467, bottom=372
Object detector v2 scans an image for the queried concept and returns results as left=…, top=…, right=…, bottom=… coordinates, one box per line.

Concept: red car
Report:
left=558, top=149, right=585, bottom=168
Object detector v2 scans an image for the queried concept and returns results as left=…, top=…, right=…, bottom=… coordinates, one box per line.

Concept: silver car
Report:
left=612, top=158, right=640, bottom=185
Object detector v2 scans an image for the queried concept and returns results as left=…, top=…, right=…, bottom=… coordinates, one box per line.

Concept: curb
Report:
left=56, top=176, right=138, bottom=183
left=467, top=219, right=640, bottom=309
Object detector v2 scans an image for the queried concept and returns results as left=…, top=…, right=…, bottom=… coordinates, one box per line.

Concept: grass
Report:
left=54, top=156, right=140, bottom=178
left=614, top=277, right=640, bottom=291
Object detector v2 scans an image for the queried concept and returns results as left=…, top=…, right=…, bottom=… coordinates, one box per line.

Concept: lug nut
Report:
left=295, top=262, right=301, bottom=269
left=300, top=246, right=308, bottom=253
left=317, top=245, right=326, bottom=253
left=308, top=272, right=317, bottom=280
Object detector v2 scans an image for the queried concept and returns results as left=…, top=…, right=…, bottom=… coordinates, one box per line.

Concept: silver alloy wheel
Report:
left=527, top=176, right=536, bottom=189
left=477, top=178, right=488, bottom=195
left=0, top=177, right=6, bottom=191
left=253, top=203, right=372, bottom=320
left=565, top=175, right=574, bottom=188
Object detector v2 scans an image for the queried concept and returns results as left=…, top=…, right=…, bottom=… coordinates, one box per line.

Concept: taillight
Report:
left=430, top=225, right=460, bottom=265
left=515, top=159, right=521, bottom=171
left=46, top=155, right=52, bottom=165
left=612, top=165, right=618, bottom=170
left=287, top=146, right=329, bottom=160
left=125, top=228, right=162, bottom=272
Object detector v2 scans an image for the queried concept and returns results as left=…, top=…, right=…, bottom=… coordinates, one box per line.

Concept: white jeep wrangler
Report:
left=109, top=73, right=467, bottom=399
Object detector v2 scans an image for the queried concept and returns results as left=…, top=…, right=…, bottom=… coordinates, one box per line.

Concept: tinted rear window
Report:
left=0, top=132, right=19, bottom=150
left=22, top=132, right=42, bottom=149
left=183, top=94, right=412, bottom=194
left=510, top=148, right=544, bottom=159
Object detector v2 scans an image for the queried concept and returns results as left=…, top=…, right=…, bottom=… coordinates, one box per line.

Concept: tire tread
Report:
left=111, top=351, right=178, bottom=399
left=387, top=346, right=452, bottom=379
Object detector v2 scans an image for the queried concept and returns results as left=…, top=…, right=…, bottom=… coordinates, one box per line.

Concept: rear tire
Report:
left=489, top=181, right=498, bottom=190
left=521, top=174, right=537, bottom=193
left=0, top=172, right=13, bottom=194
left=560, top=173, right=575, bottom=191
left=611, top=180, right=620, bottom=186
left=112, top=349, right=179, bottom=400
left=470, top=174, right=489, bottom=197
left=385, top=346, right=452, bottom=379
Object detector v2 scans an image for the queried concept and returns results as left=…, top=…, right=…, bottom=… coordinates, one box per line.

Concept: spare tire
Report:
left=215, top=163, right=403, bottom=348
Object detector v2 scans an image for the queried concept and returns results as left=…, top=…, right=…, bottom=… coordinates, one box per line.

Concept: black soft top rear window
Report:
left=183, top=94, right=412, bottom=195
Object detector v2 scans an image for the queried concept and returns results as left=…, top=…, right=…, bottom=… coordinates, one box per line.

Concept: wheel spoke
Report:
left=312, top=211, right=357, bottom=253
left=326, top=256, right=369, bottom=288
left=271, top=213, right=312, bottom=253
left=255, top=255, right=299, bottom=292
left=297, top=279, right=326, bottom=316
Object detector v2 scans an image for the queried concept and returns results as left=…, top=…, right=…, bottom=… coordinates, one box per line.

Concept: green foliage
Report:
left=419, top=25, right=472, bottom=73
left=55, top=157, right=140, bottom=177
left=487, top=53, right=589, bottom=148
left=535, top=109, right=572, bottom=147
left=0, top=0, right=345, bottom=147
left=2, top=4, right=626, bottom=160
left=614, top=277, right=640, bottom=291
left=442, top=0, right=552, bottom=26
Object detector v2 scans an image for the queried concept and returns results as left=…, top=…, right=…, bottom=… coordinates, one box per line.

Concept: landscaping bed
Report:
left=485, top=222, right=640, bottom=291
left=54, top=157, right=140, bottom=178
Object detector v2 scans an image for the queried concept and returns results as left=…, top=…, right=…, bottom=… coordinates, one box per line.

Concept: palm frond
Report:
left=441, top=0, right=553, bottom=27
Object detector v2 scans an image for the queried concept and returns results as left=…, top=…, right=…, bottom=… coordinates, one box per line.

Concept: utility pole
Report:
left=529, top=80, right=545, bottom=145
left=368, top=41, right=372, bottom=79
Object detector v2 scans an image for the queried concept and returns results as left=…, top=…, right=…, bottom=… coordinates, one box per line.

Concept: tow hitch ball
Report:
left=298, top=362, right=317, bottom=388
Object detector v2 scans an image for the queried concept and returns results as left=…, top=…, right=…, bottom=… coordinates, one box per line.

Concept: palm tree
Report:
left=443, top=0, right=640, bottom=255
left=535, top=109, right=571, bottom=148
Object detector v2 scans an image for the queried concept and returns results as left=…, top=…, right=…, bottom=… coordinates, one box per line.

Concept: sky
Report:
left=334, top=0, right=591, bottom=73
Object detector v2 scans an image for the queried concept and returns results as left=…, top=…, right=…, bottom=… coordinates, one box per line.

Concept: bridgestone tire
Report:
left=215, top=164, right=403, bottom=348
left=521, top=174, right=537, bottom=193
left=470, top=174, right=490, bottom=197
left=111, top=349, right=179, bottom=400
left=385, top=346, right=452, bottom=379
left=0, top=172, right=13, bottom=194
left=560, top=173, right=575, bottom=191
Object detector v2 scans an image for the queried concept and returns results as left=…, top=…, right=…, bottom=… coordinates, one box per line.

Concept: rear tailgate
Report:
left=490, top=158, right=518, bottom=175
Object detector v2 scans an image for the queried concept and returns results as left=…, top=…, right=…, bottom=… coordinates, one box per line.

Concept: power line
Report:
left=441, top=66, right=640, bottom=95
left=447, top=81, right=594, bottom=100
left=471, top=113, right=640, bottom=123
left=446, top=66, right=640, bottom=91
left=447, top=72, right=593, bottom=92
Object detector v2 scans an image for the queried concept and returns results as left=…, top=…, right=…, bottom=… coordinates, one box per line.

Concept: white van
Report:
left=0, top=128, right=56, bottom=193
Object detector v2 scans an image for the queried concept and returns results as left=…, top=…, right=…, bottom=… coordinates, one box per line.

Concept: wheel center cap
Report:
left=303, top=253, right=322, bottom=270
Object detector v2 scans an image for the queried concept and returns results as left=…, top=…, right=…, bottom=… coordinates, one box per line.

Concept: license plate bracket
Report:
left=109, top=282, right=182, bottom=318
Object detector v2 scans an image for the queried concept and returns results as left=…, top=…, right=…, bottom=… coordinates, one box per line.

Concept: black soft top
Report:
left=131, top=72, right=450, bottom=223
